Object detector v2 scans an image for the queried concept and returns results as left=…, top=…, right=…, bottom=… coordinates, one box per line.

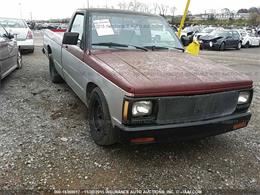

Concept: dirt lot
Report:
left=0, top=33, right=260, bottom=193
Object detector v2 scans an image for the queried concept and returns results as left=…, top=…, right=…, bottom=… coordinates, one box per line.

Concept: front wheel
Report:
left=219, top=42, right=225, bottom=51
left=89, top=87, right=117, bottom=146
left=236, top=42, right=242, bottom=50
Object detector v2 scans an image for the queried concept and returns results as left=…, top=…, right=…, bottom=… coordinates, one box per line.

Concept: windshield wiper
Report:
left=92, top=42, right=148, bottom=51
left=143, top=45, right=169, bottom=50
left=143, top=45, right=185, bottom=52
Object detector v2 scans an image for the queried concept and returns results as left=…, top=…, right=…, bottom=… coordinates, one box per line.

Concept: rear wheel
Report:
left=49, top=56, right=63, bottom=83
left=89, top=87, right=117, bottom=146
left=219, top=42, right=225, bottom=51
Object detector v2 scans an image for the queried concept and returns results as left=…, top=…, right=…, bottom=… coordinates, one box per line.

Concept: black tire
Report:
left=245, top=42, right=250, bottom=48
left=49, top=56, right=63, bottom=83
left=89, top=87, right=117, bottom=146
left=16, top=50, right=22, bottom=69
left=219, top=42, right=225, bottom=51
left=236, top=42, right=242, bottom=50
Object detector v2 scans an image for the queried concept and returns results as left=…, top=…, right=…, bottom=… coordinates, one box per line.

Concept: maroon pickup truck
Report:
left=43, top=9, right=253, bottom=145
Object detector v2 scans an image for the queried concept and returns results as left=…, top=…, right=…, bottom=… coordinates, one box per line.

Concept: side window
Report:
left=233, top=31, right=239, bottom=39
left=70, top=14, right=84, bottom=48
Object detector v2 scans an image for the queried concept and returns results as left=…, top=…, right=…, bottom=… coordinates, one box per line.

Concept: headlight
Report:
left=238, top=91, right=250, bottom=104
left=132, top=101, right=152, bottom=117
left=209, top=41, right=213, bottom=47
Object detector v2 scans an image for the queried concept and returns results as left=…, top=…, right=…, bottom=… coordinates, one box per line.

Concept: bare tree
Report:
left=170, top=6, right=177, bottom=24
left=139, top=3, right=150, bottom=13
left=118, top=2, right=127, bottom=10
left=158, top=4, right=169, bottom=16
left=153, top=3, right=159, bottom=14
left=170, top=6, right=177, bottom=17
left=128, top=0, right=142, bottom=11
left=117, top=0, right=151, bottom=13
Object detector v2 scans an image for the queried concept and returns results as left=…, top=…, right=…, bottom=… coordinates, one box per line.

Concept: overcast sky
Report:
left=0, top=0, right=259, bottom=20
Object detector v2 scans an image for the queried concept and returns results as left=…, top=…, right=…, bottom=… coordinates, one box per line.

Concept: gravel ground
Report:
left=0, top=38, right=260, bottom=193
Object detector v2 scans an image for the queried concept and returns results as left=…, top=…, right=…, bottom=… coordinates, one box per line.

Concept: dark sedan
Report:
left=0, top=24, right=22, bottom=87
left=199, top=29, right=242, bottom=51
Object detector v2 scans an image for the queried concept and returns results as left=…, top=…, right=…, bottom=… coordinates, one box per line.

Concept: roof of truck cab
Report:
left=76, top=8, right=158, bottom=17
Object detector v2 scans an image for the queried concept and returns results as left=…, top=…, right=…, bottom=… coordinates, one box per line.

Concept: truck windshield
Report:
left=90, top=12, right=183, bottom=51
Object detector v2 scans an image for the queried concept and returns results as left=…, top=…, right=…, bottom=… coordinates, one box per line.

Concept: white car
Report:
left=0, top=17, right=34, bottom=53
left=238, top=30, right=260, bottom=48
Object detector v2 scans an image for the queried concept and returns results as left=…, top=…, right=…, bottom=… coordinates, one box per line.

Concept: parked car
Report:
left=0, top=24, right=22, bottom=86
left=199, top=29, right=242, bottom=51
left=194, top=27, right=224, bottom=40
left=238, top=30, right=260, bottom=48
left=43, top=9, right=253, bottom=146
left=0, top=17, right=34, bottom=53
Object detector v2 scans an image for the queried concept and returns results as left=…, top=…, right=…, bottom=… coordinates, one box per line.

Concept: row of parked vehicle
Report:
left=180, top=26, right=260, bottom=50
left=31, top=22, right=68, bottom=32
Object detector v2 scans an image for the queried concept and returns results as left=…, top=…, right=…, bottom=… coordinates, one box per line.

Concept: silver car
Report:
left=0, top=24, right=22, bottom=86
left=0, top=17, right=34, bottom=53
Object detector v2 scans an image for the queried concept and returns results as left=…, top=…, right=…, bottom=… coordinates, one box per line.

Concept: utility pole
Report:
left=19, top=2, right=22, bottom=19
left=87, top=0, right=89, bottom=8
left=177, top=0, right=191, bottom=38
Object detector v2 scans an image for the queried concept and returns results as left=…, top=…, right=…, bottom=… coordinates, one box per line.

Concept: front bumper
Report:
left=17, top=39, right=34, bottom=50
left=200, top=41, right=220, bottom=50
left=116, top=112, right=251, bottom=144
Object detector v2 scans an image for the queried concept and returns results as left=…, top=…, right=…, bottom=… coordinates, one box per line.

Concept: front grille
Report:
left=156, top=91, right=239, bottom=125
left=202, top=40, right=210, bottom=43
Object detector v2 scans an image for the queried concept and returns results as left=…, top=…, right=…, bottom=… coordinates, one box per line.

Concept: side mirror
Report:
left=62, top=32, right=79, bottom=45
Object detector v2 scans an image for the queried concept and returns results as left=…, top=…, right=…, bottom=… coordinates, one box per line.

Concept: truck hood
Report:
left=200, top=35, right=224, bottom=41
left=92, top=50, right=252, bottom=97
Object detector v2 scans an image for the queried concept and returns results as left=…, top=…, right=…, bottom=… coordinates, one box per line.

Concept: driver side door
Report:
left=225, top=31, right=234, bottom=48
left=62, top=13, right=86, bottom=102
